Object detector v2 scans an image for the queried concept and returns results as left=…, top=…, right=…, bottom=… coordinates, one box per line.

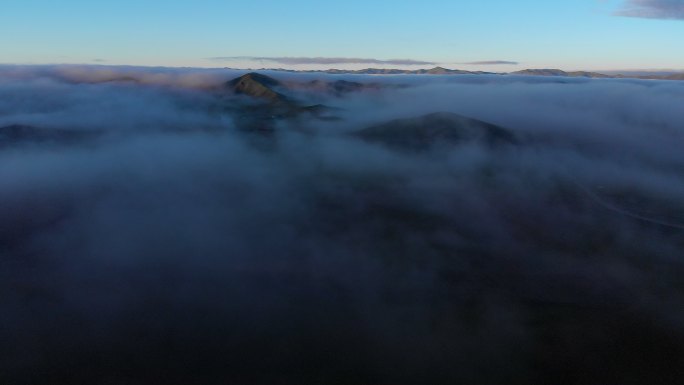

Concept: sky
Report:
left=1, top=0, right=683, bottom=71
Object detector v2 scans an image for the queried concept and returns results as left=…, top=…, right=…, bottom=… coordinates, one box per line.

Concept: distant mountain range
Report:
left=511, top=69, right=612, bottom=78
left=511, top=69, right=684, bottom=80
left=243, top=66, right=493, bottom=76
left=230, top=66, right=684, bottom=81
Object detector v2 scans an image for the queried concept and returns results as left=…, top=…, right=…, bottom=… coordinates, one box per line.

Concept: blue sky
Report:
left=1, top=0, right=683, bottom=71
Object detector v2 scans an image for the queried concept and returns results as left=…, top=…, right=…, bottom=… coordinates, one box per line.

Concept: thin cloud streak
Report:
left=208, top=56, right=437, bottom=66
left=615, top=0, right=684, bottom=19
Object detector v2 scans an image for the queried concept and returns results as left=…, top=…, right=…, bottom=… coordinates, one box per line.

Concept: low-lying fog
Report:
left=1, top=65, right=683, bottom=385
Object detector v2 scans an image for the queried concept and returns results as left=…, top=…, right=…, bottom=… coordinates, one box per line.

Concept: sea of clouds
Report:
left=1, top=65, right=683, bottom=385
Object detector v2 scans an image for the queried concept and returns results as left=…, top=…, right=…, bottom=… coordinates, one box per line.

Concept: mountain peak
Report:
left=226, top=72, right=287, bottom=103
left=229, top=72, right=281, bottom=87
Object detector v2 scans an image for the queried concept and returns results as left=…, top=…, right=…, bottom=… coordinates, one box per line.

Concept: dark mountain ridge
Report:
left=356, top=112, right=518, bottom=151
left=511, top=69, right=612, bottom=78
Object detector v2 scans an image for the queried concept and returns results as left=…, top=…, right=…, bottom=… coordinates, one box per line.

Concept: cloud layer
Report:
left=208, top=56, right=437, bottom=66
left=1, top=66, right=684, bottom=384
left=616, top=0, right=684, bottom=19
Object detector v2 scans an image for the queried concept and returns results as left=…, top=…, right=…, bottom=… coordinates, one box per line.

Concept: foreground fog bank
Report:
left=1, top=65, right=684, bottom=385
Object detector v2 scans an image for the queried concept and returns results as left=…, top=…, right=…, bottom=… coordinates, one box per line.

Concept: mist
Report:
left=1, top=65, right=684, bottom=385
